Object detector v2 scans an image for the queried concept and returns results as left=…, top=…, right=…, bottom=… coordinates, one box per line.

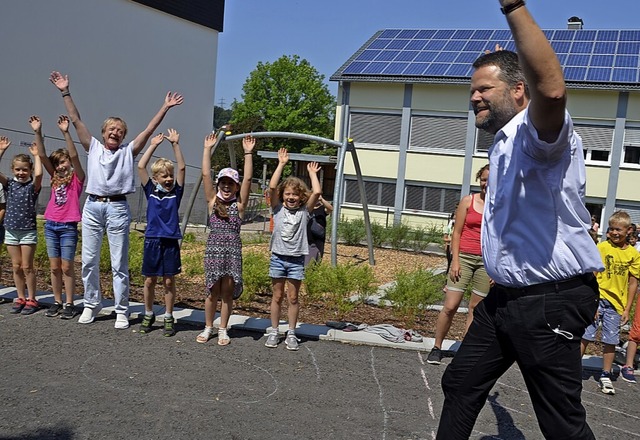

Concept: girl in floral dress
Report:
left=197, top=133, right=255, bottom=345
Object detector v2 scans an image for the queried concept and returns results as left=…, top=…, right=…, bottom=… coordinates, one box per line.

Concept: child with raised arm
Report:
left=265, top=149, right=321, bottom=350
left=49, top=71, right=183, bottom=329
left=31, top=115, right=85, bottom=319
left=197, top=133, right=255, bottom=345
left=0, top=136, right=43, bottom=315
left=137, top=129, right=185, bottom=337
left=580, top=210, right=640, bottom=395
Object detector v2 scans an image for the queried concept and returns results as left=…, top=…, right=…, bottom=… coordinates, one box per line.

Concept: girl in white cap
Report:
left=197, top=133, right=255, bottom=345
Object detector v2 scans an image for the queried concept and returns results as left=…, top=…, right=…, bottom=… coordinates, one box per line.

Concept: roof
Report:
left=132, top=0, right=224, bottom=32
left=331, top=28, right=640, bottom=91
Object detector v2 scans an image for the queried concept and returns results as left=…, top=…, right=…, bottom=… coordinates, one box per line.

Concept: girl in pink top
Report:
left=32, top=115, right=85, bottom=319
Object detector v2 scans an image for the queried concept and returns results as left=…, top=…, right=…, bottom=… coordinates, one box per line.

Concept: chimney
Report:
left=567, top=16, right=584, bottom=30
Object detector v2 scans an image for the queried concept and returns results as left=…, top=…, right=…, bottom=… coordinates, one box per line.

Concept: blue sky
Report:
left=215, top=0, right=640, bottom=106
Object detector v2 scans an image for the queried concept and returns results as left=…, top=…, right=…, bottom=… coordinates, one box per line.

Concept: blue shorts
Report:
left=269, top=253, right=305, bottom=280
left=583, top=298, right=621, bottom=345
left=44, top=221, right=79, bottom=261
left=5, top=228, right=37, bottom=246
left=142, top=237, right=182, bottom=277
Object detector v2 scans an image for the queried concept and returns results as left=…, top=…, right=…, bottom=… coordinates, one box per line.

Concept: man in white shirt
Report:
left=436, top=1, right=604, bottom=439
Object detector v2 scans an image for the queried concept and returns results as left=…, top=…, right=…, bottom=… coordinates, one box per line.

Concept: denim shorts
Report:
left=44, top=221, right=79, bottom=261
left=269, top=253, right=305, bottom=280
left=583, top=298, right=621, bottom=345
left=142, top=237, right=182, bottom=277
left=5, top=228, right=37, bottom=245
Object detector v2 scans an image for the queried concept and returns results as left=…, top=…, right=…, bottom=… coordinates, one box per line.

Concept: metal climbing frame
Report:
left=179, top=129, right=375, bottom=266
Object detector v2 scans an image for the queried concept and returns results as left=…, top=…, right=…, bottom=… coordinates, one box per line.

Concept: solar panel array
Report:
left=338, top=29, right=640, bottom=84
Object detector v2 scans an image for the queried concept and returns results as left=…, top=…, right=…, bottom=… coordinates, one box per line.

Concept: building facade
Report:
left=331, top=28, right=640, bottom=231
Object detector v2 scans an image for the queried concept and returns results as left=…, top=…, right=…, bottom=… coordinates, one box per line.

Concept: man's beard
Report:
left=475, top=93, right=518, bottom=135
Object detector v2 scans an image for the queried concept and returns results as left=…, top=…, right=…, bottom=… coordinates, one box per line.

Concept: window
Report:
left=409, top=115, right=467, bottom=153
left=574, top=124, right=614, bottom=164
left=623, top=127, right=640, bottom=166
left=344, top=178, right=396, bottom=208
left=475, top=129, right=494, bottom=155
left=405, top=184, right=461, bottom=213
left=349, top=112, right=402, bottom=147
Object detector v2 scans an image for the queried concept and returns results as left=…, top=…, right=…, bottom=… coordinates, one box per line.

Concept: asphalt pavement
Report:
left=1, top=288, right=640, bottom=440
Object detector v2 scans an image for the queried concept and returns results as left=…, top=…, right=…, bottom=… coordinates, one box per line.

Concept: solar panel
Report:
left=337, top=27, right=640, bottom=85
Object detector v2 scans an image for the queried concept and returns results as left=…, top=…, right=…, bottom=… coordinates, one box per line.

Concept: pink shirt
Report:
left=44, top=173, right=84, bottom=223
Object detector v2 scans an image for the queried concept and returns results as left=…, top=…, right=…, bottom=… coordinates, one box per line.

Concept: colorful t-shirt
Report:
left=143, top=179, right=183, bottom=239
left=44, top=172, right=84, bottom=223
left=596, top=240, right=640, bottom=314
left=5, top=178, right=39, bottom=230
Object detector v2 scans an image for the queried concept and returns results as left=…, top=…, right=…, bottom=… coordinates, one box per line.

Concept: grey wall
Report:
left=0, top=0, right=219, bottom=182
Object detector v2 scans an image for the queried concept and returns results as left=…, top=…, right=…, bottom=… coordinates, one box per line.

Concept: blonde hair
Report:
left=151, top=158, right=174, bottom=176
left=609, top=210, right=632, bottom=228
left=277, top=177, right=310, bottom=206
left=101, top=117, right=128, bottom=139
left=12, top=154, right=33, bottom=171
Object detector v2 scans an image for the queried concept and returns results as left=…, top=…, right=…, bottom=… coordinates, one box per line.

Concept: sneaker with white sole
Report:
left=78, top=304, right=103, bottom=324
left=620, top=366, right=637, bottom=384
left=285, top=332, right=299, bottom=351
left=114, top=314, right=130, bottom=329
left=427, top=347, right=443, bottom=365
left=599, top=371, right=616, bottom=395
left=265, top=331, right=279, bottom=348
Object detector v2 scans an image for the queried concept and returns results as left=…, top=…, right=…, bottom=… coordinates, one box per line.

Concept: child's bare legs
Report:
left=22, top=244, right=37, bottom=301
left=197, top=281, right=220, bottom=343
left=286, top=279, right=301, bottom=330
left=602, top=343, right=615, bottom=372
left=217, top=276, right=234, bottom=328
left=162, top=275, right=176, bottom=315
left=464, top=293, right=485, bottom=335
left=580, top=339, right=590, bottom=357
left=270, top=278, right=286, bottom=330
left=626, top=341, right=638, bottom=370
left=62, top=258, right=75, bottom=304
left=143, top=276, right=157, bottom=313
left=7, top=244, right=26, bottom=300
left=49, top=257, right=64, bottom=304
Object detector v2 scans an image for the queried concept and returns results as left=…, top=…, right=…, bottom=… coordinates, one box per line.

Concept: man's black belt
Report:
left=496, top=273, right=595, bottom=297
left=88, top=194, right=127, bottom=202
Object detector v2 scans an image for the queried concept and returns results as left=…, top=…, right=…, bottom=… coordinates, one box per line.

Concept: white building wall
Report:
left=0, top=0, right=218, bottom=182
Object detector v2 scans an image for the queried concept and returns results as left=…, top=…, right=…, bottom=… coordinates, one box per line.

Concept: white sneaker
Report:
left=78, top=304, right=103, bottom=324
left=114, top=314, right=130, bottom=329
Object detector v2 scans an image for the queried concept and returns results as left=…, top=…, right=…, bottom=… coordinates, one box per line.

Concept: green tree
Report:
left=231, top=55, right=336, bottom=159
left=213, top=105, right=232, bottom=130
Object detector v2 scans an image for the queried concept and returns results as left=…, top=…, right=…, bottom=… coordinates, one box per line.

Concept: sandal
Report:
left=217, top=328, right=230, bottom=346
left=196, top=326, right=215, bottom=343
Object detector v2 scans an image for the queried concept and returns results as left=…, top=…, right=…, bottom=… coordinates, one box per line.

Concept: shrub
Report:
left=338, top=217, right=366, bottom=246
left=304, top=261, right=377, bottom=316
left=383, top=268, right=446, bottom=325
left=182, top=232, right=196, bottom=243
left=240, top=251, right=271, bottom=302
left=370, top=221, right=386, bottom=247
left=387, top=223, right=411, bottom=250
left=411, top=226, right=429, bottom=252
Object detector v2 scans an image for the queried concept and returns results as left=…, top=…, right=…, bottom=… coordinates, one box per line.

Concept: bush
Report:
left=383, top=268, right=446, bottom=325
left=370, top=221, right=386, bottom=247
left=338, top=217, right=366, bottom=246
left=387, top=223, right=411, bottom=250
left=240, top=251, right=271, bottom=302
left=304, top=261, right=377, bottom=316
